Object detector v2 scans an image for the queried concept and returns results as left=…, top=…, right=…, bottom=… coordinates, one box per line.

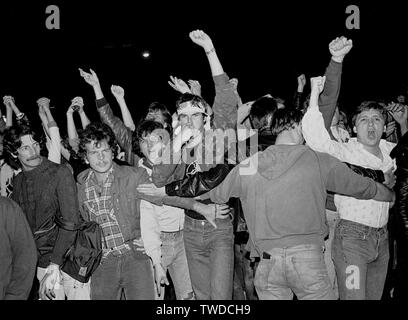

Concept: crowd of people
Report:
left=0, top=30, right=407, bottom=301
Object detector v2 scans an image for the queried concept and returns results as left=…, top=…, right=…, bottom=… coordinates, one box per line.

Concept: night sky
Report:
left=1, top=1, right=407, bottom=132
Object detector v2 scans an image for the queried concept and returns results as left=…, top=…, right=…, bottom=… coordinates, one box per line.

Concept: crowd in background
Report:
left=1, top=30, right=408, bottom=301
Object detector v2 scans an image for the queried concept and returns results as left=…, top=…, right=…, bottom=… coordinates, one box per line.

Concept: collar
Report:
left=86, top=163, right=115, bottom=185
left=22, top=157, right=49, bottom=177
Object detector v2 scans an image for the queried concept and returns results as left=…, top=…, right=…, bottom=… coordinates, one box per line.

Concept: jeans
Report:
left=183, top=215, right=234, bottom=300
left=90, top=248, right=155, bottom=300
left=332, top=219, right=389, bottom=300
left=233, top=242, right=258, bottom=300
left=324, top=209, right=339, bottom=299
left=158, top=230, right=194, bottom=300
left=254, top=244, right=335, bottom=300
left=37, top=267, right=90, bottom=300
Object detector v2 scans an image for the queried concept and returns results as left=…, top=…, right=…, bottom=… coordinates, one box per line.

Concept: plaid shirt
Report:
left=83, top=166, right=131, bottom=258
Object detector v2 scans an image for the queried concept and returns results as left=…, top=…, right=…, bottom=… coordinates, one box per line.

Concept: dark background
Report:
left=0, top=1, right=407, bottom=132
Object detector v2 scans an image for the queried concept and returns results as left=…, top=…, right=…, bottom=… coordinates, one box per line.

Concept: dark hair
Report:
left=133, top=120, right=167, bottom=157
left=351, top=101, right=387, bottom=127
left=145, top=102, right=173, bottom=135
left=78, top=122, right=118, bottom=160
left=3, top=125, right=44, bottom=170
left=271, top=108, right=304, bottom=136
left=60, top=134, right=82, bottom=161
left=176, top=93, right=210, bottom=112
left=249, top=96, right=278, bottom=130
left=147, top=102, right=170, bottom=114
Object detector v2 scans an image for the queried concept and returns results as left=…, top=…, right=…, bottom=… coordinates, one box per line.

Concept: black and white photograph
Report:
left=0, top=0, right=407, bottom=316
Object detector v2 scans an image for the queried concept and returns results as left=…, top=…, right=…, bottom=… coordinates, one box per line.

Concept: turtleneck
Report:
left=22, top=157, right=48, bottom=178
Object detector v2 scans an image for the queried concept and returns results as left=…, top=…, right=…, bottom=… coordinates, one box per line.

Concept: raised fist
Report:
left=111, top=85, right=125, bottom=99
left=310, top=76, right=326, bottom=94
left=298, top=74, right=306, bottom=87
left=329, top=37, right=353, bottom=61
left=37, top=97, right=51, bottom=110
left=79, top=68, right=100, bottom=87
left=189, top=30, right=213, bottom=51
left=3, top=95, right=15, bottom=107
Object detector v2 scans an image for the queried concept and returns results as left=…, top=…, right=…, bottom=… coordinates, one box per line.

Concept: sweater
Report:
left=11, top=158, right=80, bottom=267
left=0, top=196, right=37, bottom=299
left=206, top=145, right=378, bottom=254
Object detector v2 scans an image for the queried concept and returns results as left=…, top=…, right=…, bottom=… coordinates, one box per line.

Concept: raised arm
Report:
left=0, top=106, right=4, bottom=132
left=44, top=102, right=61, bottom=163
left=111, top=85, right=135, bottom=131
left=2, top=97, right=14, bottom=128
left=66, top=100, right=79, bottom=152
left=73, top=97, right=91, bottom=129
left=189, top=30, right=238, bottom=130
left=302, top=76, right=354, bottom=161
left=320, top=37, right=353, bottom=134
left=79, top=68, right=136, bottom=164
left=3, top=96, right=30, bottom=127
left=37, top=99, right=50, bottom=137
left=293, top=74, right=306, bottom=110
left=189, top=29, right=223, bottom=77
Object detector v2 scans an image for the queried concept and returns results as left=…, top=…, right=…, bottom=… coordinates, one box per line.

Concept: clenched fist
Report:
left=111, top=85, right=125, bottom=99
left=189, top=30, right=214, bottom=51
left=310, top=76, right=326, bottom=94
left=329, top=37, right=353, bottom=63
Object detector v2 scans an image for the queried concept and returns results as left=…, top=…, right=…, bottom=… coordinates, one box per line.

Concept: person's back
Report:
left=233, top=145, right=379, bottom=253
left=205, top=104, right=394, bottom=300
left=0, top=196, right=37, bottom=300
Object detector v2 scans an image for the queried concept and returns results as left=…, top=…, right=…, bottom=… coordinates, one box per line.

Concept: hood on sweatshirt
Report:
left=257, top=145, right=309, bottom=180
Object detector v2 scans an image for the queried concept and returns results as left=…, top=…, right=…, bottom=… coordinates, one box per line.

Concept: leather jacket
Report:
left=391, top=132, right=408, bottom=239
left=96, top=97, right=139, bottom=166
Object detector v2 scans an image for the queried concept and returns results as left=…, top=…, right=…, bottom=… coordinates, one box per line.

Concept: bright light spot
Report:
left=142, top=51, right=150, bottom=58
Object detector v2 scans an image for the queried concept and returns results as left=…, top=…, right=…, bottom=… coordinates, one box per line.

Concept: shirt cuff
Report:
left=213, top=73, right=229, bottom=87
left=327, top=59, right=343, bottom=75
left=150, top=249, right=162, bottom=266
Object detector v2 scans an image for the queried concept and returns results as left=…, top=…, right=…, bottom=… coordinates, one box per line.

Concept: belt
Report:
left=161, top=229, right=183, bottom=234
left=339, top=219, right=387, bottom=233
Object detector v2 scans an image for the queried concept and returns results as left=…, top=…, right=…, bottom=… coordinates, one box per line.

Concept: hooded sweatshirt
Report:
left=206, top=145, right=378, bottom=254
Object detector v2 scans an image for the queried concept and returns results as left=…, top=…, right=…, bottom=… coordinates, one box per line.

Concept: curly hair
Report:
left=78, top=122, right=118, bottom=160
left=3, top=125, right=45, bottom=170
left=131, top=120, right=166, bottom=158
